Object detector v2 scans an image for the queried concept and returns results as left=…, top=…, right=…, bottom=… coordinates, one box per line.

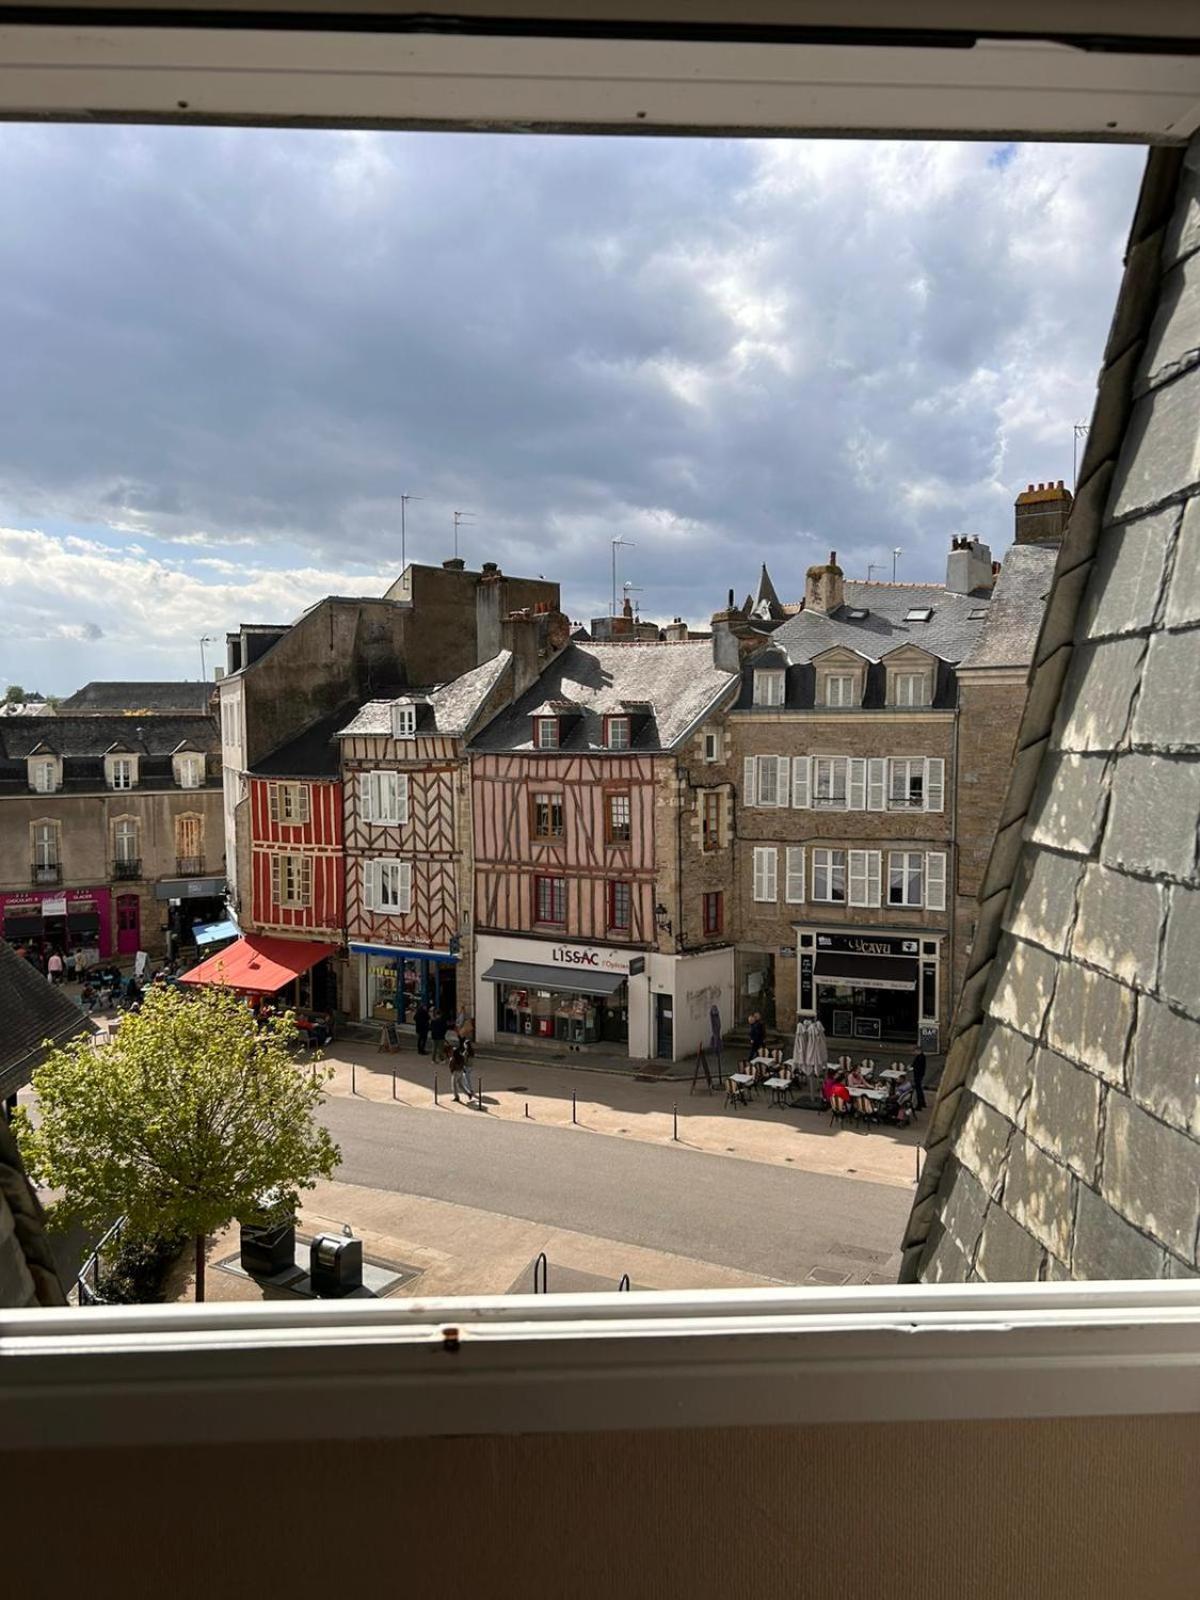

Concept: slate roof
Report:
left=250, top=703, right=358, bottom=778
left=0, top=942, right=93, bottom=1101
left=58, top=681, right=214, bottom=715
left=470, top=642, right=738, bottom=753
left=338, top=651, right=513, bottom=741
left=958, top=543, right=1059, bottom=670
left=766, top=580, right=990, bottom=667
left=0, top=715, right=219, bottom=796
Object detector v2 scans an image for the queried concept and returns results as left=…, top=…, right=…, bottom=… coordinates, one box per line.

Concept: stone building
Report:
left=903, top=139, right=1200, bottom=1284
left=0, top=712, right=223, bottom=960
left=716, top=525, right=1057, bottom=1052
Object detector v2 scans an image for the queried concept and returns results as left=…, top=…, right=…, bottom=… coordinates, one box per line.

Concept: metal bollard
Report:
left=434, top=1074, right=439, bottom=1106
left=351, top=1059, right=357, bottom=1096
left=572, top=1090, right=577, bottom=1124
left=392, top=1065, right=397, bottom=1100
left=525, top=1101, right=530, bottom=1118
left=477, top=1076, right=483, bottom=1111
left=673, top=1103, right=679, bottom=1142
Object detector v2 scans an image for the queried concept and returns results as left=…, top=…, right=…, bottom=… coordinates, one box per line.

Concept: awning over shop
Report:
left=154, top=877, right=226, bottom=901
left=193, top=919, right=239, bottom=947
left=349, top=942, right=458, bottom=964
left=178, top=934, right=337, bottom=995
left=814, top=952, right=918, bottom=992
left=481, top=959, right=627, bottom=998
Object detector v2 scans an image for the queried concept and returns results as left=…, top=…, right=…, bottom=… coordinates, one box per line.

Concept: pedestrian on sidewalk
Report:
left=414, top=1000, right=430, bottom=1055
left=910, top=1047, right=928, bottom=1111
left=430, top=1008, right=448, bottom=1062
left=47, top=948, right=65, bottom=985
left=449, top=1041, right=470, bottom=1102
left=748, top=1011, right=766, bottom=1058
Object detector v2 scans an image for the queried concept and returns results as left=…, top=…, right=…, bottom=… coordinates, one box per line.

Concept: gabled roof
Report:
left=753, top=564, right=786, bottom=622
left=471, top=642, right=738, bottom=754
left=958, top=543, right=1059, bottom=671
left=766, top=580, right=989, bottom=666
left=0, top=716, right=219, bottom=761
left=339, top=651, right=514, bottom=742
left=0, top=943, right=93, bottom=1101
left=57, top=681, right=213, bottom=716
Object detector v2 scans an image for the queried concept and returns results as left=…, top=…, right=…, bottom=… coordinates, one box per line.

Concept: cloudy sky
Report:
left=0, top=126, right=1145, bottom=695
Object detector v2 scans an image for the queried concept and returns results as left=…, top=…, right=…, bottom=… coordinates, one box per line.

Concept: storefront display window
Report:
left=365, top=953, right=457, bottom=1023
left=497, top=982, right=627, bottom=1047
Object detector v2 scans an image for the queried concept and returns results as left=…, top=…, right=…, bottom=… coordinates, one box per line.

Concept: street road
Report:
left=320, top=1095, right=910, bottom=1284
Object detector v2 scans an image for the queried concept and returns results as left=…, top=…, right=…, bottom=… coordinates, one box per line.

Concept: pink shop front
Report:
left=0, top=887, right=114, bottom=959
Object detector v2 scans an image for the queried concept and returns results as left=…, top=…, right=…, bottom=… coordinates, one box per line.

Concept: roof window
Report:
left=845, top=608, right=868, bottom=620
left=905, top=607, right=934, bottom=623
left=968, top=607, right=989, bottom=620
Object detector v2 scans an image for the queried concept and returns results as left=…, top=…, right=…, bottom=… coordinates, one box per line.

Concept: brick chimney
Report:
left=805, top=551, right=845, bottom=614
left=1014, top=480, right=1073, bottom=545
left=945, top=535, right=994, bottom=595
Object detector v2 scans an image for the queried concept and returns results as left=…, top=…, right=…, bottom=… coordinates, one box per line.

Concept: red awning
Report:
left=178, top=934, right=337, bottom=995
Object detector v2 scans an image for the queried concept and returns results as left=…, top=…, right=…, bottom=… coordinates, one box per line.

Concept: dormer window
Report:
left=29, top=756, right=60, bottom=794
left=174, top=753, right=204, bottom=789
left=535, top=717, right=560, bottom=751
left=604, top=716, right=631, bottom=751
left=822, top=673, right=858, bottom=708
left=753, top=670, right=785, bottom=708
left=391, top=702, right=417, bottom=740
left=894, top=671, right=932, bottom=707
left=105, top=754, right=138, bottom=790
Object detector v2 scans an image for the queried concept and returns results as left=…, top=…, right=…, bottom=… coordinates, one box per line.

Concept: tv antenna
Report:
left=199, top=635, right=215, bottom=682
left=452, top=509, right=475, bottom=561
left=399, top=493, right=424, bottom=569
left=611, top=537, right=635, bottom=617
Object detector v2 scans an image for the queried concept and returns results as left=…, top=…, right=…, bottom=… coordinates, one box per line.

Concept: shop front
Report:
left=0, top=887, right=113, bottom=962
left=154, top=876, right=228, bottom=959
left=352, top=943, right=459, bottom=1026
left=795, top=927, right=941, bottom=1051
left=474, top=935, right=633, bottom=1055
left=180, top=933, right=339, bottom=1013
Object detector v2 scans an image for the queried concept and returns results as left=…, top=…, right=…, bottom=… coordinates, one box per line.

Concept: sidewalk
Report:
left=315, top=1036, right=926, bottom=1192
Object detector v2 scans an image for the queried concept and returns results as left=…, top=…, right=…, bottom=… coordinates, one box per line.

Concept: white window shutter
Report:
left=791, top=755, right=809, bottom=809
left=301, top=857, right=313, bottom=903
left=848, top=758, right=866, bottom=811
left=847, top=849, right=868, bottom=907
left=867, top=850, right=882, bottom=907
left=764, top=847, right=777, bottom=901
left=926, top=851, right=947, bottom=911
left=271, top=855, right=281, bottom=904
left=785, top=846, right=805, bottom=903
left=269, top=786, right=280, bottom=824
left=925, top=758, right=945, bottom=813
left=776, top=755, right=790, bottom=806
left=743, top=756, right=757, bottom=809
left=397, top=773, right=410, bottom=825
left=364, top=860, right=378, bottom=913
left=753, top=846, right=777, bottom=902
left=361, top=773, right=375, bottom=824
left=399, top=861, right=413, bottom=914
left=867, top=758, right=887, bottom=811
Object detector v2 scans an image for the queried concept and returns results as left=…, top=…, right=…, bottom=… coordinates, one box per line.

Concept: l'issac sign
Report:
left=550, top=944, right=631, bottom=974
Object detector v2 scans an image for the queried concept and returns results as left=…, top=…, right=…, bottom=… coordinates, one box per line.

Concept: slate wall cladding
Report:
left=902, top=139, right=1200, bottom=1283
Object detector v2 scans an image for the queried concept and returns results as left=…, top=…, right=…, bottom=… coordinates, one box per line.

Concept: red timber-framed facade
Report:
left=470, top=641, right=740, bottom=1064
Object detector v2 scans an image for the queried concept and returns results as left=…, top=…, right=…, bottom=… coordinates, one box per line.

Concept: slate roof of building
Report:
left=470, top=642, right=737, bottom=753
left=338, top=651, right=513, bottom=741
left=958, top=543, right=1059, bottom=670
left=0, top=716, right=217, bottom=760
left=57, top=681, right=214, bottom=715
left=250, top=703, right=359, bottom=778
left=764, top=580, right=990, bottom=667
left=0, top=942, right=93, bottom=1102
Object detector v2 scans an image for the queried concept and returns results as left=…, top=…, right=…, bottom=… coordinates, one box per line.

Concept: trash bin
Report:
left=309, top=1233, right=363, bottom=1297
left=240, top=1216, right=296, bottom=1277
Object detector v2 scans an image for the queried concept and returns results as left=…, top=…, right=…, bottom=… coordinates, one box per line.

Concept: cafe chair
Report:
left=725, top=1073, right=748, bottom=1109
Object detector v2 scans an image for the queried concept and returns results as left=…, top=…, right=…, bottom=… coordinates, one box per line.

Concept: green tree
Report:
left=16, top=984, right=340, bottom=1301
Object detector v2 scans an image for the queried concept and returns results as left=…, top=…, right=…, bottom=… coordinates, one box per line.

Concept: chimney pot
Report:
left=443, top=557, right=466, bottom=571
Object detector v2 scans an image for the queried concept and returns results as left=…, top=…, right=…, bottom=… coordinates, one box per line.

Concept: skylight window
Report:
left=905, top=607, right=934, bottom=623
left=845, top=608, right=868, bottom=619
left=968, top=607, right=989, bottom=620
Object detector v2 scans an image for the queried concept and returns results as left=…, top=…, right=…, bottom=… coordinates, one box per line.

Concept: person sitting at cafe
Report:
left=828, top=1072, right=851, bottom=1108
left=847, top=1063, right=870, bottom=1090
left=821, top=1066, right=838, bottom=1104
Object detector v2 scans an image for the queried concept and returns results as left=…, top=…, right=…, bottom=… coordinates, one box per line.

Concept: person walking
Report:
left=430, top=1007, right=448, bottom=1063
left=46, top=948, right=64, bottom=985
left=449, top=1041, right=470, bottom=1103
left=910, top=1047, right=928, bottom=1111
left=413, top=999, right=430, bottom=1055
left=748, top=1011, right=766, bottom=1059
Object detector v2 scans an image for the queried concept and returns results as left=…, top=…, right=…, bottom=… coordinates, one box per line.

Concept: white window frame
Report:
left=30, top=757, right=59, bottom=794
left=606, top=716, right=631, bottom=750
left=752, top=845, right=777, bottom=903
left=894, top=671, right=931, bottom=707
left=752, top=670, right=785, bottom=707
left=391, top=703, right=417, bottom=739
left=33, top=820, right=61, bottom=868
left=269, top=782, right=311, bottom=825
left=888, top=758, right=925, bottom=811
left=822, top=672, right=857, bottom=708
left=113, top=818, right=140, bottom=864
left=176, top=753, right=204, bottom=789
left=536, top=717, right=560, bottom=750
left=756, top=754, right=781, bottom=808
left=703, top=731, right=719, bottom=763
left=811, top=848, right=847, bottom=904
left=369, top=857, right=412, bottom=916
left=847, top=849, right=882, bottom=908
left=362, top=769, right=409, bottom=826
left=887, top=850, right=924, bottom=907
left=106, top=755, right=136, bottom=791
left=812, top=756, right=848, bottom=809
left=272, top=852, right=312, bottom=909
left=785, top=846, right=805, bottom=904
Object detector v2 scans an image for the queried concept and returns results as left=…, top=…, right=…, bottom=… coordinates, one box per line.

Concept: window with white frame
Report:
left=888, top=851, right=924, bottom=906
left=269, top=782, right=311, bottom=825
left=368, top=858, right=412, bottom=915
left=753, top=670, right=785, bottom=707
left=29, top=757, right=59, bottom=793
left=703, top=730, right=719, bottom=762
left=894, top=671, right=931, bottom=707
left=811, top=848, right=847, bottom=903
left=889, top=758, right=925, bottom=809
left=752, top=845, right=777, bottom=902
left=271, top=853, right=312, bottom=908
left=33, top=820, right=60, bottom=867
left=363, top=769, right=409, bottom=825
left=822, top=672, right=857, bottom=707
left=535, top=717, right=560, bottom=750
left=106, top=755, right=136, bottom=790
left=175, top=753, right=204, bottom=789
left=785, top=846, right=805, bottom=904
left=812, top=756, right=848, bottom=808
left=391, top=703, right=417, bottom=739
left=113, top=818, right=140, bottom=864
left=756, top=754, right=780, bottom=807
left=605, top=716, right=631, bottom=750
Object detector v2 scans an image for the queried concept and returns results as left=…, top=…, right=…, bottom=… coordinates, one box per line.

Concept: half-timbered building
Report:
left=470, top=641, right=740, bottom=1063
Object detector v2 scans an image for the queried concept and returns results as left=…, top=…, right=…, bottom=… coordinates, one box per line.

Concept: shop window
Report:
left=363, top=769, right=409, bottom=825
left=811, top=849, right=847, bottom=903
left=887, top=851, right=924, bottom=907
left=703, top=730, right=719, bottom=762
left=821, top=672, right=858, bottom=707
left=269, top=782, right=310, bottom=825
left=607, top=880, right=632, bottom=932
left=272, top=852, right=312, bottom=908
left=535, top=717, right=560, bottom=750
left=702, top=891, right=723, bottom=935
left=368, top=858, right=412, bottom=915
left=534, top=874, right=566, bottom=925
left=752, top=669, right=785, bottom=707
left=532, top=791, right=565, bottom=840
left=607, top=791, right=632, bottom=845
left=604, top=716, right=631, bottom=750
left=701, top=791, right=721, bottom=851
left=752, top=846, right=777, bottom=903
left=106, top=755, right=137, bottom=790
